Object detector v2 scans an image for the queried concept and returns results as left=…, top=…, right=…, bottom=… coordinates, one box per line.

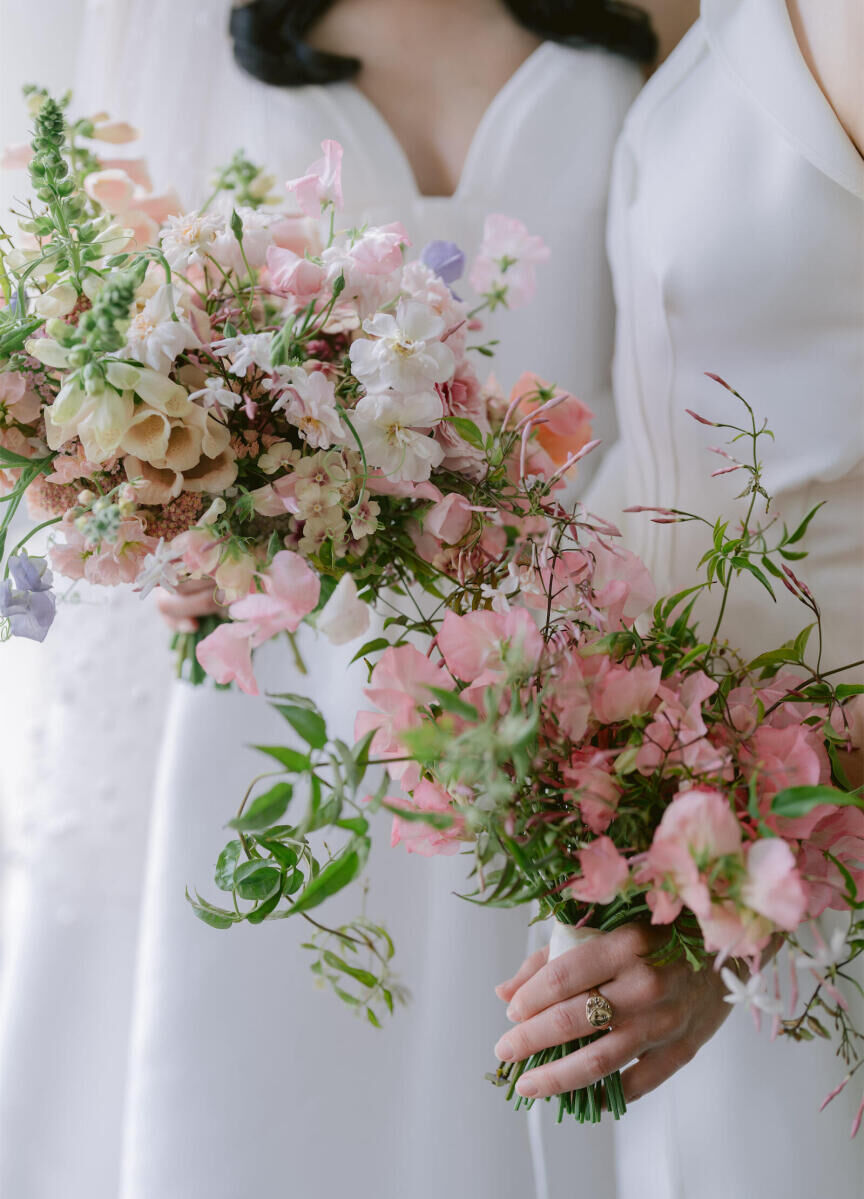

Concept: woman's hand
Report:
left=154, top=579, right=224, bottom=633
left=494, top=924, right=733, bottom=1103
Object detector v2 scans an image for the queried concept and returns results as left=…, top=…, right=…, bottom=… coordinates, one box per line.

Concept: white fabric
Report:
left=593, top=3, right=864, bottom=1196
left=0, top=4, right=641, bottom=1196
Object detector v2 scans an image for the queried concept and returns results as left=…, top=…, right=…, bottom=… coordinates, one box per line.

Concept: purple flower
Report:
left=0, top=553, right=56, bottom=642
left=420, top=240, right=465, bottom=286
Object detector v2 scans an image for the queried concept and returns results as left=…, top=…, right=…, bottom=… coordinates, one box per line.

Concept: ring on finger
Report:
left=585, top=987, right=614, bottom=1030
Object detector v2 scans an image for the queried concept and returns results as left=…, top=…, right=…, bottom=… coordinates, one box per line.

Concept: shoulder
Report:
left=786, top=0, right=864, bottom=156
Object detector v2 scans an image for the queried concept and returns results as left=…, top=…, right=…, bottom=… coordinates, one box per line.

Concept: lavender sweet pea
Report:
left=420, top=240, right=465, bottom=286
left=0, top=553, right=56, bottom=642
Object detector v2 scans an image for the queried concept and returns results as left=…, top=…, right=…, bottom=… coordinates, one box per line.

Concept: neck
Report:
left=308, top=0, right=511, bottom=58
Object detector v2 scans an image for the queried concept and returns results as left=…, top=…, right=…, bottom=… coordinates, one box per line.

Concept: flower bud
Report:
left=77, top=489, right=97, bottom=506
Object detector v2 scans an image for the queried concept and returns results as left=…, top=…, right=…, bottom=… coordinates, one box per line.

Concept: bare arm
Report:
left=788, top=0, right=864, bottom=157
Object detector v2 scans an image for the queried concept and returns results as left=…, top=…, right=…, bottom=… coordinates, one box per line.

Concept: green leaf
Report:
left=836, top=684, right=864, bottom=700
left=350, top=636, right=391, bottom=664
left=186, top=889, right=236, bottom=930
left=336, top=815, right=369, bottom=836
left=322, top=949, right=377, bottom=989
left=255, top=838, right=299, bottom=870
left=253, top=744, right=310, bottom=773
left=214, top=839, right=242, bottom=891
left=274, top=704, right=328, bottom=750
left=246, top=890, right=283, bottom=924
left=770, top=785, right=864, bottom=819
left=731, top=556, right=776, bottom=600
left=446, top=416, right=484, bottom=449
left=290, top=838, right=369, bottom=914
left=426, top=685, right=479, bottom=721
left=229, top=782, right=293, bottom=831
left=785, top=502, right=825, bottom=546
left=381, top=800, right=454, bottom=829
left=366, top=1008, right=382, bottom=1029
left=234, top=859, right=282, bottom=901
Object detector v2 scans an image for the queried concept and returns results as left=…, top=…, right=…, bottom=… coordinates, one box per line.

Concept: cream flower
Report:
left=123, top=284, right=200, bottom=372
left=160, top=210, right=224, bottom=269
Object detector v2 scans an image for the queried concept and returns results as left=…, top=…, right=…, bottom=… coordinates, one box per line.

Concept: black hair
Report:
left=229, top=1, right=658, bottom=87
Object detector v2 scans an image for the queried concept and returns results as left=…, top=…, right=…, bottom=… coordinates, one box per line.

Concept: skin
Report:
left=493, top=924, right=734, bottom=1102
left=787, top=0, right=864, bottom=157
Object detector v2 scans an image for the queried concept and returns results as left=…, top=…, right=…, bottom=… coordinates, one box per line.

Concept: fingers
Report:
left=620, top=1040, right=697, bottom=1102
left=515, top=1028, right=643, bottom=1099
left=154, top=582, right=222, bottom=632
left=495, top=977, right=629, bottom=1062
left=505, top=937, right=620, bottom=1023
left=494, top=947, right=548, bottom=1002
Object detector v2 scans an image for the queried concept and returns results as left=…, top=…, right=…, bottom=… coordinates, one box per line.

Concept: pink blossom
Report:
left=698, top=902, right=773, bottom=963
left=798, top=807, right=864, bottom=916
left=389, top=780, right=464, bottom=857
left=172, top=527, right=222, bottom=576
left=364, top=473, right=443, bottom=502
left=746, top=724, right=832, bottom=838
left=424, top=493, right=473, bottom=544
left=84, top=168, right=136, bottom=213
left=228, top=550, right=320, bottom=644
left=589, top=539, right=656, bottom=627
left=549, top=656, right=592, bottom=741
left=349, top=222, right=410, bottom=275
left=98, top=156, right=153, bottom=190
left=0, top=371, right=41, bottom=425
left=265, top=245, right=326, bottom=302
left=469, top=214, right=550, bottom=309
left=437, top=607, right=543, bottom=684
left=1, top=142, right=33, bottom=170
left=564, top=761, right=622, bottom=834
left=510, top=372, right=594, bottom=469
left=638, top=787, right=742, bottom=923
left=196, top=622, right=258, bottom=695
left=569, top=837, right=630, bottom=904
left=287, top=139, right=343, bottom=217
left=589, top=658, right=662, bottom=725
left=742, top=839, right=808, bottom=931
left=50, top=515, right=156, bottom=585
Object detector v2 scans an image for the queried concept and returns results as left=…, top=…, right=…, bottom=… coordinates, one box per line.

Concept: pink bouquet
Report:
left=1, top=91, right=583, bottom=686
left=200, top=379, right=863, bottom=1131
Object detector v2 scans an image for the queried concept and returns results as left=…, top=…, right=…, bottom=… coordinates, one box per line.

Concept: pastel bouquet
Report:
left=1, top=89, right=583, bottom=686
left=201, top=378, right=864, bottom=1130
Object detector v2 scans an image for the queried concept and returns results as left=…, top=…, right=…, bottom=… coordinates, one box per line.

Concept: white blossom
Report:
left=134, top=539, right=183, bottom=599
left=160, top=209, right=225, bottom=269
left=274, top=369, right=345, bottom=449
left=124, top=284, right=199, bottom=372
left=317, top=575, right=370, bottom=645
left=351, top=390, right=445, bottom=483
left=211, top=331, right=274, bottom=376
left=720, top=968, right=783, bottom=1015
left=349, top=298, right=454, bottom=393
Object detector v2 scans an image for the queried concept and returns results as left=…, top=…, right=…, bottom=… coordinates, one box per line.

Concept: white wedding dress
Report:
left=0, top=4, right=641, bottom=1197
left=591, top=2, right=864, bottom=1196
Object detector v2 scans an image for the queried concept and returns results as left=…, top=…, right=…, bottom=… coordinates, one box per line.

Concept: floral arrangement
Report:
left=198, top=380, right=864, bottom=1131
left=0, top=90, right=588, bottom=693
left=3, top=91, right=861, bottom=1135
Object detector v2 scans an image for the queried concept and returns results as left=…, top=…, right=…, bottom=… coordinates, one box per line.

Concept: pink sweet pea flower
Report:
left=1, top=142, right=34, bottom=170
left=84, top=168, right=137, bottom=213
left=196, top=622, right=258, bottom=695
left=638, top=787, right=742, bottom=923
left=746, top=724, right=833, bottom=838
left=228, top=550, right=320, bottom=644
left=589, top=658, right=662, bottom=725
left=349, top=222, right=411, bottom=275
left=364, top=473, right=444, bottom=502
left=698, top=901, right=774, bottom=964
left=437, top=607, right=543, bottom=684
left=287, top=139, right=343, bottom=217
left=564, top=761, right=622, bottom=834
left=510, top=372, right=594, bottom=469
left=389, top=780, right=465, bottom=857
left=469, top=214, right=550, bottom=309
left=424, top=493, right=473, bottom=544
left=798, top=807, right=864, bottom=916
left=741, top=839, right=808, bottom=931
left=589, top=539, right=656, bottom=628
left=569, top=836, right=630, bottom=904
left=173, top=527, right=222, bottom=576
left=265, top=245, right=326, bottom=302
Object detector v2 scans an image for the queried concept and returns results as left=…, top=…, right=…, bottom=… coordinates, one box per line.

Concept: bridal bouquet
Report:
left=200, top=378, right=864, bottom=1131
left=1, top=90, right=579, bottom=688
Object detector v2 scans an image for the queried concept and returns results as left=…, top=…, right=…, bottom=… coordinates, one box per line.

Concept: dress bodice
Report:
left=599, top=0, right=864, bottom=667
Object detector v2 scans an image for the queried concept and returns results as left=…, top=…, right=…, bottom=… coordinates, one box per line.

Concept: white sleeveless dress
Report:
left=0, top=6, right=640, bottom=1197
left=592, top=3, right=864, bottom=1196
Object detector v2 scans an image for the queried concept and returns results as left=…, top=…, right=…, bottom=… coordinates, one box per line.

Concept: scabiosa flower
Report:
left=160, top=209, right=225, bottom=269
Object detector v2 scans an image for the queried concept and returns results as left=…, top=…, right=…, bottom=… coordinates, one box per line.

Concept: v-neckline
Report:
left=340, top=41, right=556, bottom=203
left=703, top=0, right=864, bottom=199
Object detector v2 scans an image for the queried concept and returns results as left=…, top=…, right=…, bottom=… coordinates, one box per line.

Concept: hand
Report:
left=154, top=579, right=224, bottom=633
left=493, top=924, right=733, bottom=1103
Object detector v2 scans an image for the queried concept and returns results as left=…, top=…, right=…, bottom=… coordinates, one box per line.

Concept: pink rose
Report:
left=569, top=837, right=630, bottom=904
left=424, top=493, right=473, bottom=544
left=265, top=245, right=326, bottom=302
